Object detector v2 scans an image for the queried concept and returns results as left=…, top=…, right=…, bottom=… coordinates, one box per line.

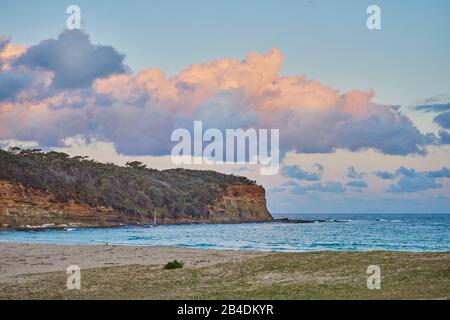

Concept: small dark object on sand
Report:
left=164, top=260, right=184, bottom=270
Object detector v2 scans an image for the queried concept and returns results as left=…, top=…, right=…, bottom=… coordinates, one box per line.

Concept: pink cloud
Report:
left=0, top=38, right=26, bottom=71
left=0, top=31, right=434, bottom=156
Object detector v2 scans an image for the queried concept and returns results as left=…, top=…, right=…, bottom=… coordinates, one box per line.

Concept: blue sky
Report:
left=0, top=1, right=449, bottom=213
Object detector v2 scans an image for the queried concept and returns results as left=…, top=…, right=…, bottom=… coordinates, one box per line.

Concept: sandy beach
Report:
left=0, top=243, right=267, bottom=284
left=0, top=242, right=449, bottom=299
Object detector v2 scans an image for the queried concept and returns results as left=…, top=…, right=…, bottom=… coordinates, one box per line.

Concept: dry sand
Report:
left=1, top=243, right=448, bottom=299
left=0, top=242, right=267, bottom=284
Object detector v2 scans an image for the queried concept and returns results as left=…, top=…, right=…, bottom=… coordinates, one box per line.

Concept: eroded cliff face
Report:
left=0, top=181, right=272, bottom=229
left=205, top=185, right=272, bottom=222
left=0, top=180, right=145, bottom=229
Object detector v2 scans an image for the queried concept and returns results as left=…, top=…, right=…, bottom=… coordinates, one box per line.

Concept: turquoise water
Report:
left=0, top=214, right=449, bottom=252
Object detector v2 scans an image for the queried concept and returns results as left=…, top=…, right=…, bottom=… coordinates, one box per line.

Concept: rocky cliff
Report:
left=0, top=149, right=272, bottom=229
left=205, top=185, right=271, bottom=222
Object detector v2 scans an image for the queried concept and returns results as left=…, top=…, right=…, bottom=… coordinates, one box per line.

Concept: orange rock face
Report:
left=206, top=185, right=273, bottom=222
left=0, top=180, right=272, bottom=229
left=0, top=180, right=146, bottom=229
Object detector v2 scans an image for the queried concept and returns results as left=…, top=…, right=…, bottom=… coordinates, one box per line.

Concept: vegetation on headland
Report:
left=0, top=251, right=448, bottom=300
left=0, top=148, right=257, bottom=220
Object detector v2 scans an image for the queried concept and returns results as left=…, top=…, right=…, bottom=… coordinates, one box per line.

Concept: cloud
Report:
left=279, top=179, right=346, bottom=195
left=0, top=38, right=25, bottom=71
left=14, top=30, right=127, bottom=89
left=0, top=39, right=31, bottom=101
left=413, top=100, right=450, bottom=138
left=0, top=31, right=438, bottom=157
left=434, top=112, right=450, bottom=130
left=0, top=71, right=32, bottom=102
left=384, top=166, right=450, bottom=193
left=414, top=103, right=450, bottom=113
left=282, top=163, right=323, bottom=181
left=0, top=38, right=7, bottom=69
left=289, top=181, right=346, bottom=194
left=347, top=166, right=366, bottom=179
left=394, top=166, right=450, bottom=179
left=282, top=181, right=300, bottom=187
left=373, top=170, right=396, bottom=180
left=0, top=38, right=7, bottom=51
left=387, top=175, right=442, bottom=193
left=438, top=131, right=450, bottom=144
left=426, top=167, right=450, bottom=178
left=347, top=180, right=368, bottom=188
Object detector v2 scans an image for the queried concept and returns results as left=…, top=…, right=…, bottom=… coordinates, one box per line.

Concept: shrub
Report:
left=163, top=260, right=184, bottom=270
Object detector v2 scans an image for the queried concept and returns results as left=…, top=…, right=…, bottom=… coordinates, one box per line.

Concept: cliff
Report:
left=205, top=185, right=271, bottom=222
left=0, top=149, right=272, bottom=229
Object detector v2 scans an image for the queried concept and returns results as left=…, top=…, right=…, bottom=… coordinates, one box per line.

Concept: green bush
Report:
left=163, top=260, right=184, bottom=270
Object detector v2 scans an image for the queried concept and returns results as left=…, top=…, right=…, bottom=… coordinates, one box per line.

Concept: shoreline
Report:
left=1, top=240, right=449, bottom=253
left=0, top=219, right=273, bottom=232
left=0, top=217, right=347, bottom=232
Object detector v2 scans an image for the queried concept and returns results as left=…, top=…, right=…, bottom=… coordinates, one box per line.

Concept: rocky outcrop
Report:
left=0, top=180, right=272, bottom=230
left=205, top=185, right=271, bottom=222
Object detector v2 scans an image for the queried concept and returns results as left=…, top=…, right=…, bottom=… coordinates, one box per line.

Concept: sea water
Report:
left=0, top=214, right=449, bottom=252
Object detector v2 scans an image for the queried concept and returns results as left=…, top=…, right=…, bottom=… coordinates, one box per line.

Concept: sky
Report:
left=0, top=0, right=449, bottom=213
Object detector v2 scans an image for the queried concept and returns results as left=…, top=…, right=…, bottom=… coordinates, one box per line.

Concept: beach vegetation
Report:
left=164, top=260, right=184, bottom=270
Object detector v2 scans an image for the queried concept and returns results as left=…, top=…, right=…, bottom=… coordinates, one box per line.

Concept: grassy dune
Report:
left=1, top=251, right=449, bottom=300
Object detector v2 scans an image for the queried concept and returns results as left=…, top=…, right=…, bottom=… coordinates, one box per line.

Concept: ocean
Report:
left=0, top=214, right=449, bottom=252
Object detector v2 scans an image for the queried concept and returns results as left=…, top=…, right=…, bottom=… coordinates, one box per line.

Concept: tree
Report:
left=125, top=161, right=147, bottom=169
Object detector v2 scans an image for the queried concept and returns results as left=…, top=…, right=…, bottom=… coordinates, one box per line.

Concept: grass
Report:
left=0, top=251, right=448, bottom=300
